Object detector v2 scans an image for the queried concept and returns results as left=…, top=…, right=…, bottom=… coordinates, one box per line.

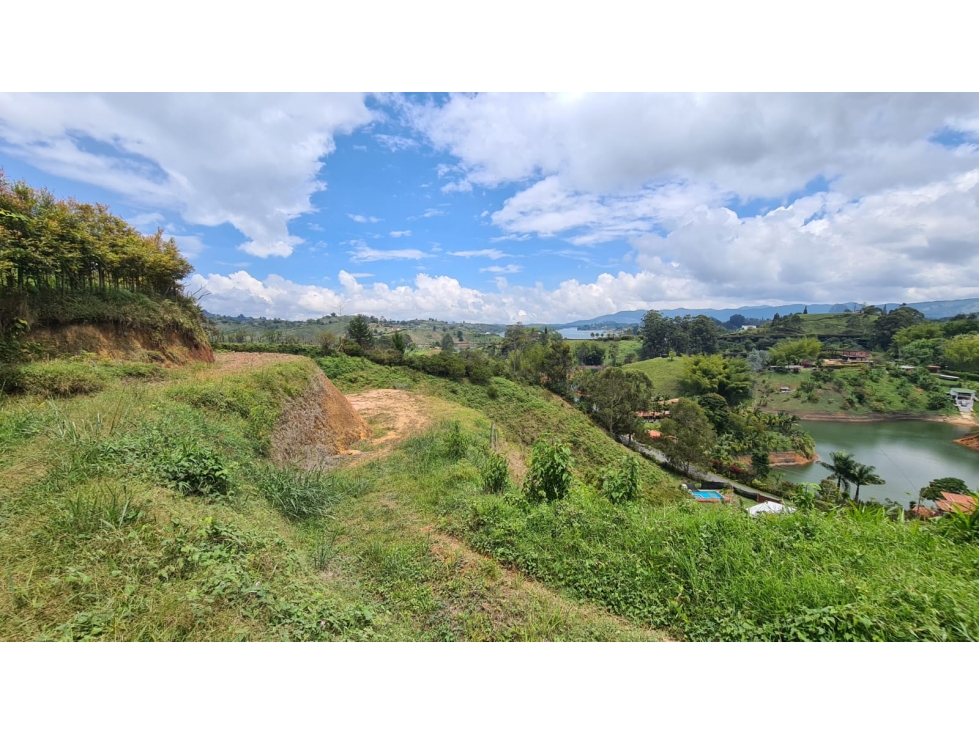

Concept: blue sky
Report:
left=2, top=93, right=979, bottom=323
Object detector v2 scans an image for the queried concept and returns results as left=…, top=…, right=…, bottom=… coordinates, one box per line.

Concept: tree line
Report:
left=0, top=173, right=191, bottom=297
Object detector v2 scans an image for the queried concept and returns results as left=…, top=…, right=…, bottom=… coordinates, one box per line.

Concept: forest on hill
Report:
left=0, top=173, right=208, bottom=359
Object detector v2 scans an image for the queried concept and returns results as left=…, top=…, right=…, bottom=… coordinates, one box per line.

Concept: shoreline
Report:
left=762, top=409, right=978, bottom=426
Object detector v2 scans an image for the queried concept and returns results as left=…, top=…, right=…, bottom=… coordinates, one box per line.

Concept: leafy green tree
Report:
left=696, top=392, right=732, bottom=433
left=575, top=341, right=606, bottom=365
left=390, top=330, right=413, bottom=356
left=768, top=337, right=822, bottom=366
left=751, top=448, right=771, bottom=479
left=540, top=339, right=574, bottom=395
left=607, top=342, right=620, bottom=366
left=440, top=332, right=457, bottom=353
left=899, top=338, right=945, bottom=367
left=920, top=477, right=970, bottom=503
left=850, top=463, right=885, bottom=503
left=680, top=354, right=753, bottom=405
left=579, top=367, right=654, bottom=436
left=346, top=314, right=374, bottom=349
left=944, top=334, right=979, bottom=372
left=874, top=305, right=925, bottom=350
left=658, top=399, right=716, bottom=474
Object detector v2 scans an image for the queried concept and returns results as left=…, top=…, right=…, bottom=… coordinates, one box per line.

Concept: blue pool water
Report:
left=691, top=490, right=724, bottom=500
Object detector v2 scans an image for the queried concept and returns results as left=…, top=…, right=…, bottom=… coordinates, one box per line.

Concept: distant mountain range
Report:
left=552, top=298, right=979, bottom=327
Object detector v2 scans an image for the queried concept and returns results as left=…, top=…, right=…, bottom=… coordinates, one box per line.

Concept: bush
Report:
left=14, top=361, right=109, bottom=397
left=159, top=444, right=231, bottom=496
left=443, top=421, right=471, bottom=460
left=599, top=455, right=642, bottom=503
left=525, top=437, right=573, bottom=502
left=480, top=451, right=511, bottom=494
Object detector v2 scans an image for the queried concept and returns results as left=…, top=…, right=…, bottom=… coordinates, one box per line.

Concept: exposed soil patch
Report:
left=956, top=434, right=979, bottom=452
left=210, top=352, right=304, bottom=375
left=347, top=389, right=432, bottom=450
left=28, top=323, right=213, bottom=364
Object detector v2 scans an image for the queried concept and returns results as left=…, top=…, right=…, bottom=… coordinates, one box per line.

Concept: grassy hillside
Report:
left=316, top=354, right=683, bottom=503
left=0, top=355, right=661, bottom=641
left=623, top=357, right=686, bottom=398
left=754, top=366, right=958, bottom=416
left=6, top=350, right=979, bottom=641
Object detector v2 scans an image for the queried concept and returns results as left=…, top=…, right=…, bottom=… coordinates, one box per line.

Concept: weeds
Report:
left=53, top=487, right=148, bottom=537
left=257, top=465, right=361, bottom=521
left=159, top=444, right=231, bottom=497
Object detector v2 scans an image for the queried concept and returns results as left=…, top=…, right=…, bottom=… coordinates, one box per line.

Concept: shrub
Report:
left=525, top=437, right=573, bottom=502
left=481, top=451, right=511, bottom=494
left=599, top=455, right=642, bottom=503
left=159, top=444, right=231, bottom=496
left=443, top=421, right=471, bottom=460
left=486, top=384, right=499, bottom=400
left=14, top=361, right=108, bottom=397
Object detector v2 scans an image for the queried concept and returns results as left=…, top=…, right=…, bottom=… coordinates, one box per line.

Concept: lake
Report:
left=779, top=420, right=979, bottom=506
left=556, top=328, right=608, bottom=340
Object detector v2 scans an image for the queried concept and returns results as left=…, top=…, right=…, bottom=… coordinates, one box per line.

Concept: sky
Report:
left=2, top=92, right=979, bottom=324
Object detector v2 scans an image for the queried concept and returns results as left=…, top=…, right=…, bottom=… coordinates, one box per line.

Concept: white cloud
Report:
left=628, top=170, right=979, bottom=304
left=441, top=180, right=473, bottom=194
left=375, top=133, right=419, bottom=151
left=480, top=264, right=523, bottom=273
left=349, top=214, right=380, bottom=223
left=421, top=208, right=445, bottom=217
left=171, top=235, right=206, bottom=259
left=190, top=268, right=694, bottom=323
left=0, top=93, right=373, bottom=258
left=448, top=249, right=507, bottom=259
left=389, top=230, right=411, bottom=238
left=409, top=93, right=979, bottom=198
left=307, top=222, right=324, bottom=231
left=348, top=242, right=432, bottom=262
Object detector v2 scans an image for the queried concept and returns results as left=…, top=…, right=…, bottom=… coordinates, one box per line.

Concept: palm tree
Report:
left=850, top=463, right=885, bottom=503
left=818, top=451, right=857, bottom=494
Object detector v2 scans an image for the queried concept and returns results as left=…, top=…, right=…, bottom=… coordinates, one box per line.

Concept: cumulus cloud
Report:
left=347, top=242, right=432, bottom=262
left=0, top=93, right=373, bottom=258
left=349, top=214, right=380, bottom=223
left=630, top=170, right=979, bottom=304
left=190, top=267, right=697, bottom=323
left=409, top=93, right=979, bottom=197
left=389, top=230, right=411, bottom=238
left=448, top=249, right=507, bottom=259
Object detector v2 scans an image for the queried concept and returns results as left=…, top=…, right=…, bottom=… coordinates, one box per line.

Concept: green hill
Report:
left=623, top=357, right=687, bottom=398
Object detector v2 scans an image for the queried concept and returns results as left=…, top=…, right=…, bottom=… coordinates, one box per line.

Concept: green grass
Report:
left=0, top=355, right=662, bottom=641
left=456, top=489, right=979, bottom=640
left=623, top=357, right=686, bottom=398
left=317, top=355, right=684, bottom=503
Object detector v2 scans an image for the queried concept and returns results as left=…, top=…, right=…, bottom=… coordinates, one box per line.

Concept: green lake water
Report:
left=779, top=420, right=979, bottom=506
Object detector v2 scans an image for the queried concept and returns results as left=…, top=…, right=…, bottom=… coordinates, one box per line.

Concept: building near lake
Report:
left=949, top=388, right=976, bottom=413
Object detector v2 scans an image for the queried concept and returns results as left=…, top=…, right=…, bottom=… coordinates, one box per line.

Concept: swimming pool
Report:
left=691, top=490, right=724, bottom=501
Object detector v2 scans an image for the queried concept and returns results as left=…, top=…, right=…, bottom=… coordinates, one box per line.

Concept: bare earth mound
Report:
left=29, top=323, right=213, bottom=364
left=271, top=371, right=372, bottom=470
